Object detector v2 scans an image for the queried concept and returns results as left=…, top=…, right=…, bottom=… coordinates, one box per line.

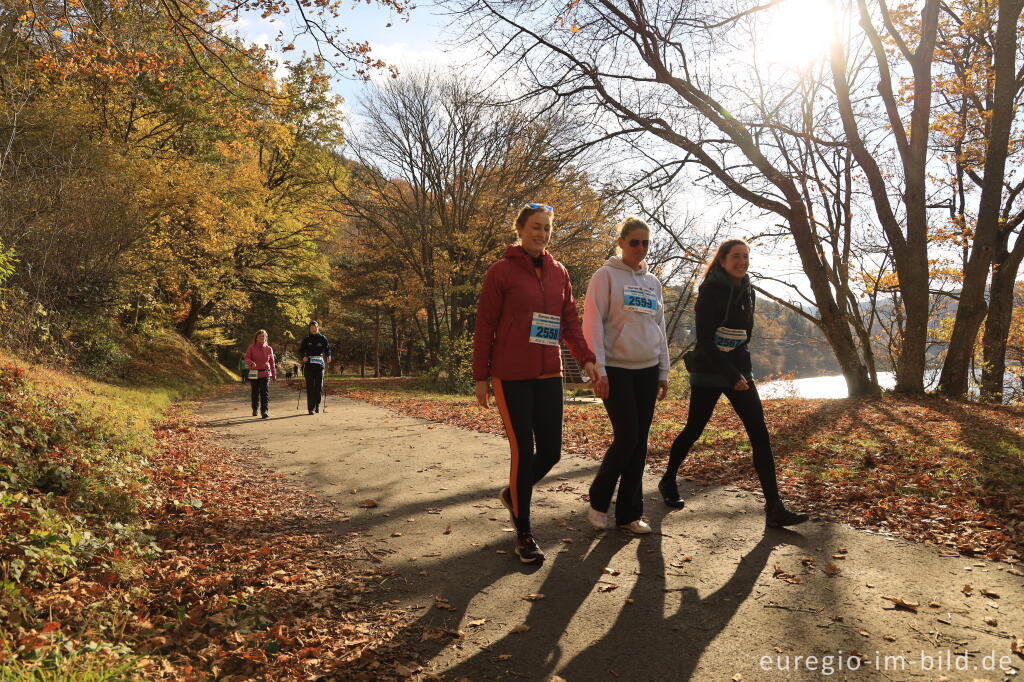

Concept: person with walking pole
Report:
left=472, top=203, right=599, bottom=564
left=299, top=320, right=332, bottom=415
left=243, top=329, right=277, bottom=419
left=582, top=217, right=669, bottom=535
left=658, top=238, right=808, bottom=527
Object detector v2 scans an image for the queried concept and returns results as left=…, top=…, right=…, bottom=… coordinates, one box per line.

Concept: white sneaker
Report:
left=619, top=519, right=652, bottom=534
left=586, top=507, right=608, bottom=530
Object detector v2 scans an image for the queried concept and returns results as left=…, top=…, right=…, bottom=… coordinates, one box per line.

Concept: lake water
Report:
left=758, top=371, right=1019, bottom=401
left=758, top=372, right=897, bottom=399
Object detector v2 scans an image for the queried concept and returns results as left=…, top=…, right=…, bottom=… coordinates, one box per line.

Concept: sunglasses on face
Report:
left=524, top=203, right=553, bottom=212
left=628, top=239, right=650, bottom=248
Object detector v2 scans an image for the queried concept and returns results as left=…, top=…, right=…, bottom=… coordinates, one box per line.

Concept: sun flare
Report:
left=757, top=0, right=837, bottom=69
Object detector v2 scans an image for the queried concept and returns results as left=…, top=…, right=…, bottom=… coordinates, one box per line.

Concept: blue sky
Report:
left=228, top=0, right=455, bottom=107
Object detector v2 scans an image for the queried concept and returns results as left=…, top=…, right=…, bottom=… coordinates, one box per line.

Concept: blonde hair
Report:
left=253, top=329, right=269, bottom=344
left=703, top=238, right=749, bottom=282
left=615, top=217, right=650, bottom=255
left=617, top=216, right=649, bottom=240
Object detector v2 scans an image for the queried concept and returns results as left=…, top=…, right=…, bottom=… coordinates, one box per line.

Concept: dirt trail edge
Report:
left=198, top=386, right=1024, bottom=681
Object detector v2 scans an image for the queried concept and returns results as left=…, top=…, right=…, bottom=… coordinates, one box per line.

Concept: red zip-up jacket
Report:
left=472, top=244, right=596, bottom=382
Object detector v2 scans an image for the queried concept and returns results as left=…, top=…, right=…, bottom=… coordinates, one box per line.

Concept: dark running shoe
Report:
left=308, top=410, right=314, bottom=415
left=252, top=408, right=258, bottom=417
left=261, top=413, right=269, bottom=419
left=765, top=501, right=809, bottom=528
left=314, top=406, right=320, bottom=413
left=658, top=477, right=685, bottom=509
left=499, top=487, right=515, bottom=525
left=514, top=533, right=544, bottom=563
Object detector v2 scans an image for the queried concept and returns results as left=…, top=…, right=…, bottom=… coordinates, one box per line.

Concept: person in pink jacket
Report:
left=243, top=329, right=277, bottom=419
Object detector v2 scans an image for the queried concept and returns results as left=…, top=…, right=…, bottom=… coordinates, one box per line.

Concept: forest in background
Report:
left=1, top=0, right=1023, bottom=402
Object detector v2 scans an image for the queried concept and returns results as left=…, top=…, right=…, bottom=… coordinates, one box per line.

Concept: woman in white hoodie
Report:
left=582, top=218, right=670, bottom=533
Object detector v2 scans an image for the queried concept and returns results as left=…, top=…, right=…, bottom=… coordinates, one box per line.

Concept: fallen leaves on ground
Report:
left=882, top=596, right=920, bottom=612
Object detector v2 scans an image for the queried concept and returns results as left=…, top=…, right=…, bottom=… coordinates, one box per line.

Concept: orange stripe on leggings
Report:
left=492, top=378, right=521, bottom=519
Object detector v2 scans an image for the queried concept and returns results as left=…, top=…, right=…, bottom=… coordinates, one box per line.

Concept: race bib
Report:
left=529, top=313, right=561, bottom=346
left=247, top=369, right=258, bottom=379
left=308, top=355, right=325, bottom=367
left=623, top=285, right=657, bottom=314
left=714, top=326, right=748, bottom=352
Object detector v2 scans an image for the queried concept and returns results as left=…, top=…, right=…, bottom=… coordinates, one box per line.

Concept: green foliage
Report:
left=666, top=359, right=691, bottom=399
left=0, top=242, right=15, bottom=286
left=0, top=646, right=137, bottom=681
left=425, top=335, right=475, bottom=394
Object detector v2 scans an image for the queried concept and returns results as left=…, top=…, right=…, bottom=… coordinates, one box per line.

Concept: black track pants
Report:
left=304, top=364, right=324, bottom=411
left=589, top=365, right=660, bottom=524
left=492, top=376, right=564, bottom=534
left=250, top=377, right=270, bottom=416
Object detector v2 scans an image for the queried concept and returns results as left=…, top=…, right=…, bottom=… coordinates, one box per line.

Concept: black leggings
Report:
left=589, top=365, right=659, bottom=524
left=250, top=376, right=270, bottom=415
left=493, top=376, right=563, bottom=534
left=663, top=382, right=780, bottom=506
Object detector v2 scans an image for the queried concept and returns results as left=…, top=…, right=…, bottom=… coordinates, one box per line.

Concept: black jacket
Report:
left=299, top=332, right=332, bottom=361
left=689, top=267, right=755, bottom=387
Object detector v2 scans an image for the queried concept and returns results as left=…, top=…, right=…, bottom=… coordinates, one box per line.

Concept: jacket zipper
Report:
left=536, top=261, right=550, bottom=374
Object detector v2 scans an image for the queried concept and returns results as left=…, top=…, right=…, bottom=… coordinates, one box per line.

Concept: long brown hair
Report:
left=253, top=329, right=269, bottom=344
left=702, top=238, right=749, bottom=282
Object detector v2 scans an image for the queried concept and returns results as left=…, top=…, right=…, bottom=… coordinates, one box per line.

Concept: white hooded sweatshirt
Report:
left=583, top=256, right=670, bottom=379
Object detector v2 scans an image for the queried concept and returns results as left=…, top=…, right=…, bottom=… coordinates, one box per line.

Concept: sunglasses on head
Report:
left=628, top=239, right=650, bottom=248
left=524, top=203, right=553, bottom=212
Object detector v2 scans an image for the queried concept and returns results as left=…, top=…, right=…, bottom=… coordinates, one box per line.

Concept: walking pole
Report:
left=321, top=370, right=327, bottom=414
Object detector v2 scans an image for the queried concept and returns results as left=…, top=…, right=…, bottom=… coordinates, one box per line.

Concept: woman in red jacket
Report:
left=472, top=203, right=599, bottom=563
left=244, top=329, right=277, bottom=419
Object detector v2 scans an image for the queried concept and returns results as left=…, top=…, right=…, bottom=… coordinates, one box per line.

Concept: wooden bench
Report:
left=561, top=344, right=594, bottom=402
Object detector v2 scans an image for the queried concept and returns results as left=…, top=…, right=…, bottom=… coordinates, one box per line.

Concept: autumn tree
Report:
left=332, top=69, right=618, bottom=368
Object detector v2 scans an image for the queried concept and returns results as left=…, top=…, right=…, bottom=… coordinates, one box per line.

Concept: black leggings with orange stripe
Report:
left=493, top=376, right=564, bottom=534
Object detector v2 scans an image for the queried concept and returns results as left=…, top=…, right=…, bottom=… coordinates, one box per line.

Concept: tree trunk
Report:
left=373, top=308, right=382, bottom=378
left=177, top=295, right=210, bottom=340
left=938, top=0, right=1023, bottom=397
left=390, top=310, right=402, bottom=377
left=980, top=228, right=1024, bottom=401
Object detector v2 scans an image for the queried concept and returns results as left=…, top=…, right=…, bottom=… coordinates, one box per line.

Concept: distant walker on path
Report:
left=243, top=329, right=277, bottom=419
left=299, top=320, right=332, bottom=415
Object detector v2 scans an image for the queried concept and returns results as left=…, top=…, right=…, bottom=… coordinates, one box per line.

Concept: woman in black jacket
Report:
left=658, top=239, right=807, bottom=527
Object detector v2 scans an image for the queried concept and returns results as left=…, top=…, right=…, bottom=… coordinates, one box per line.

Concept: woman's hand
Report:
left=657, top=380, right=669, bottom=401
left=734, top=377, right=750, bottom=391
left=475, top=380, right=492, bottom=408
left=592, top=375, right=609, bottom=400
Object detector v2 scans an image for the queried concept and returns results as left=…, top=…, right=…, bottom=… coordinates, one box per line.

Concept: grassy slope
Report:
left=0, top=332, right=233, bottom=678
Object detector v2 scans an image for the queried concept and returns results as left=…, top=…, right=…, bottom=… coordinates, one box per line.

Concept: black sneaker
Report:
left=514, top=533, right=544, bottom=563
left=252, top=408, right=258, bottom=417
left=658, top=477, right=685, bottom=509
left=765, top=501, right=809, bottom=528
left=314, top=406, right=320, bottom=413
left=261, top=413, right=269, bottom=419
left=308, top=410, right=314, bottom=415
left=499, top=487, right=515, bottom=524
